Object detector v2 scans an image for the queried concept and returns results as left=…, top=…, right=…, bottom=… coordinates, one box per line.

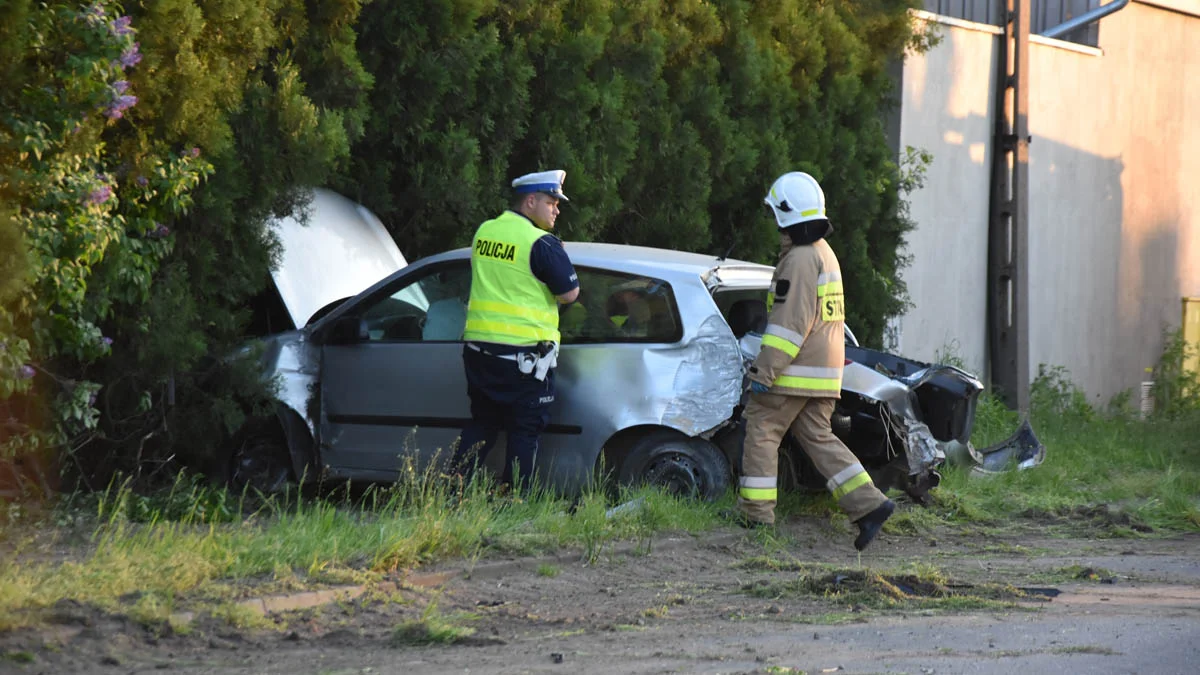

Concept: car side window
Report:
left=560, top=268, right=681, bottom=344
left=360, top=263, right=471, bottom=342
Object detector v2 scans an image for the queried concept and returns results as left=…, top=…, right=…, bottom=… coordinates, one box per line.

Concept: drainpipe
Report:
left=1041, top=0, right=1131, bottom=39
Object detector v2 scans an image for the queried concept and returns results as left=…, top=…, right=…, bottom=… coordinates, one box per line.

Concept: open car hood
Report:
left=267, top=188, right=407, bottom=327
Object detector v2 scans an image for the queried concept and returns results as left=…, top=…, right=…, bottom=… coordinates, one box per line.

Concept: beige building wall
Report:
left=896, top=2, right=1200, bottom=404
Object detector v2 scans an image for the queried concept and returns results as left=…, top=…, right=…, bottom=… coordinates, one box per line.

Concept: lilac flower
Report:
left=110, top=16, right=133, bottom=37
left=88, top=391, right=99, bottom=407
left=188, top=147, right=201, bottom=158
left=102, top=336, right=113, bottom=347
left=18, top=365, right=35, bottom=380
left=151, top=223, right=170, bottom=238
left=136, top=175, right=149, bottom=187
left=85, top=185, right=113, bottom=206
left=103, top=93, right=137, bottom=120
left=112, top=80, right=130, bottom=94
left=83, top=3, right=106, bottom=25
left=118, top=43, right=142, bottom=69
left=117, top=94, right=137, bottom=109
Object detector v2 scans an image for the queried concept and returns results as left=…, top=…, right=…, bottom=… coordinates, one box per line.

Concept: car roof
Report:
left=564, top=242, right=768, bottom=277
left=420, top=242, right=771, bottom=284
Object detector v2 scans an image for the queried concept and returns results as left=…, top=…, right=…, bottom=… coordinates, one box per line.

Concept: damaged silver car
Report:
left=232, top=189, right=1043, bottom=502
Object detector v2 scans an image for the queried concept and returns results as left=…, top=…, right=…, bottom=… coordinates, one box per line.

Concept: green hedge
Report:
left=341, top=0, right=926, bottom=340
left=1, top=0, right=926, bottom=486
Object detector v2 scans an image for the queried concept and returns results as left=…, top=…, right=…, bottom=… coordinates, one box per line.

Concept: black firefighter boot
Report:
left=853, top=499, right=895, bottom=551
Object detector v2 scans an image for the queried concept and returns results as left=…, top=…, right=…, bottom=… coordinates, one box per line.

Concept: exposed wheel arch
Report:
left=273, top=405, right=319, bottom=484
left=225, top=405, right=319, bottom=495
left=600, top=426, right=730, bottom=502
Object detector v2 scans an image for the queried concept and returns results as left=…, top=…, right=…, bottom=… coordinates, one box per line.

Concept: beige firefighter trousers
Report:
left=738, top=393, right=888, bottom=525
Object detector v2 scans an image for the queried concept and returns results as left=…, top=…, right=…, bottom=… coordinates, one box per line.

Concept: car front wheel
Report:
left=227, top=418, right=294, bottom=496
left=614, top=431, right=730, bottom=502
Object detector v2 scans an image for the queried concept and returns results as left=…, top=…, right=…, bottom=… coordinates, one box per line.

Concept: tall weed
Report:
left=1151, top=329, right=1200, bottom=419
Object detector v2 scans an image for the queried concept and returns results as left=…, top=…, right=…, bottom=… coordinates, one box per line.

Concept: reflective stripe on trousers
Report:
left=739, top=475, right=777, bottom=502
left=826, top=462, right=873, bottom=501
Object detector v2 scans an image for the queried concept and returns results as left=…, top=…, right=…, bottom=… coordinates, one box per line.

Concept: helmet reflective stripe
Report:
left=764, top=171, right=827, bottom=229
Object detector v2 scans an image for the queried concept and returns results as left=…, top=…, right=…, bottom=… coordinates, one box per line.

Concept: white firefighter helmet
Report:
left=764, top=171, right=826, bottom=229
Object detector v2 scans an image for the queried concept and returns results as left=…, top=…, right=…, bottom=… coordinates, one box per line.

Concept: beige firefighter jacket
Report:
left=747, top=234, right=846, bottom=398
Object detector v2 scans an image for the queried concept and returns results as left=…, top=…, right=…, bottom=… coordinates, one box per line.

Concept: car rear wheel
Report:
left=614, top=431, right=730, bottom=502
left=227, top=418, right=294, bottom=496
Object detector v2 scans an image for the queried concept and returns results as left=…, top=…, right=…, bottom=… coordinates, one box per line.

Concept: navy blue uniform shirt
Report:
left=531, top=234, right=579, bottom=296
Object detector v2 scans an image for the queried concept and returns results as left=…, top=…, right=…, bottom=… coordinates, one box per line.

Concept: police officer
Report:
left=452, top=170, right=580, bottom=490
left=738, top=171, right=895, bottom=550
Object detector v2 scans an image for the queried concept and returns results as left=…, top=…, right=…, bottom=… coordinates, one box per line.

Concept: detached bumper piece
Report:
left=971, top=418, right=1045, bottom=474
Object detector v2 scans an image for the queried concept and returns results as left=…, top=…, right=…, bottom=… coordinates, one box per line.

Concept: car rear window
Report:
left=560, top=268, right=682, bottom=344
left=712, top=288, right=769, bottom=339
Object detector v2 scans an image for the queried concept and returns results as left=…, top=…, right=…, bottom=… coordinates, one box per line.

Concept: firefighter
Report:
left=737, top=171, right=895, bottom=550
left=452, top=170, right=580, bottom=491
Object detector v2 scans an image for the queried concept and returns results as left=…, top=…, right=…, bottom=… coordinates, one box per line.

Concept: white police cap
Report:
left=512, top=170, right=569, bottom=202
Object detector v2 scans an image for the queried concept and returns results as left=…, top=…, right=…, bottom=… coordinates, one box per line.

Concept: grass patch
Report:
left=1054, top=564, right=1117, bottom=581
left=968, top=541, right=1038, bottom=556
left=741, top=560, right=1037, bottom=614
left=393, top=599, right=477, bottom=645
left=536, top=563, right=561, bottom=578
left=2, top=359, right=1197, bottom=632
left=928, top=366, right=1200, bottom=534
left=127, top=591, right=176, bottom=629
left=786, top=612, right=863, bottom=625
left=210, top=601, right=275, bottom=631
left=0, top=466, right=723, bottom=630
left=1022, top=565, right=1119, bottom=585
left=3, top=650, right=36, bottom=663
left=1050, top=645, right=1119, bottom=656
left=640, top=604, right=669, bottom=619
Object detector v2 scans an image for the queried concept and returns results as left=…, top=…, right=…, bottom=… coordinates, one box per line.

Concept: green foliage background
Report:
left=342, top=0, right=926, bottom=338
left=1, top=0, right=927, bottom=487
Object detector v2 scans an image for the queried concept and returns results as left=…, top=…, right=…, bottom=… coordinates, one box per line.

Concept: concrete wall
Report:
left=895, top=2, right=1200, bottom=404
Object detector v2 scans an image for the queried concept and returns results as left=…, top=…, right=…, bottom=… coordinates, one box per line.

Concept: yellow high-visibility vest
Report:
left=462, top=211, right=560, bottom=345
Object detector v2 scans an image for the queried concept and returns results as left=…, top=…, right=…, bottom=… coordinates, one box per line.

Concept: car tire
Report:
left=227, top=418, right=294, bottom=496
left=614, top=431, right=730, bottom=502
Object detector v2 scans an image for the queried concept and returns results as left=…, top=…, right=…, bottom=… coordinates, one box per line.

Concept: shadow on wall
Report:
left=895, top=24, right=1184, bottom=404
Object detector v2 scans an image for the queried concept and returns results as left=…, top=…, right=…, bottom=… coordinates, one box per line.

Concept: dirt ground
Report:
left=2, top=514, right=1199, bottom=675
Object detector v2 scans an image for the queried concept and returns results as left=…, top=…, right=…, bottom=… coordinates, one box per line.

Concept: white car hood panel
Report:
left=268, top=188, right=406, bottom=327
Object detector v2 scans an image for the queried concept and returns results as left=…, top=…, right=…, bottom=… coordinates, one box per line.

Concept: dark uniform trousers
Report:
left=453, top=344, right=555, bottom=487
